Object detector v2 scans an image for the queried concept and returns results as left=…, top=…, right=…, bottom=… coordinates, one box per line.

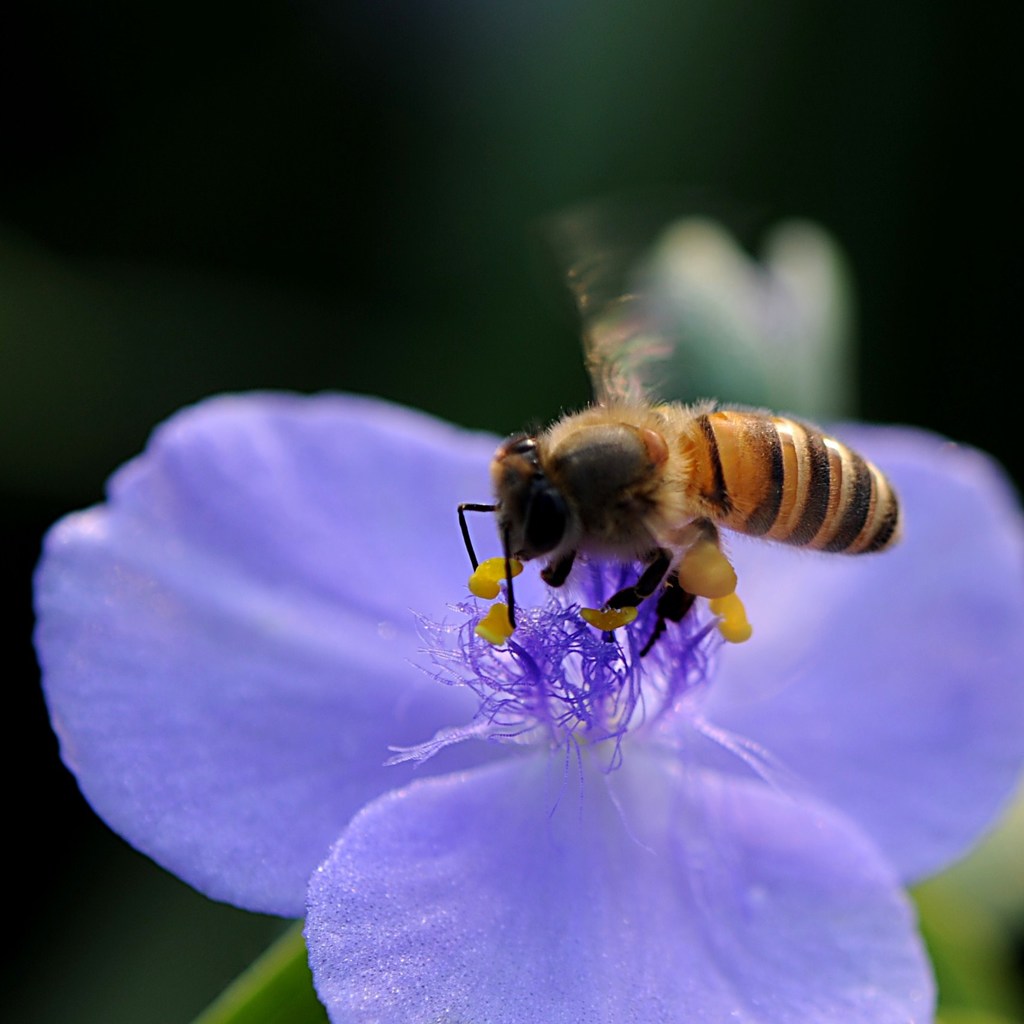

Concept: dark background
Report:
left=3, top=2, right=1020, bottom=1020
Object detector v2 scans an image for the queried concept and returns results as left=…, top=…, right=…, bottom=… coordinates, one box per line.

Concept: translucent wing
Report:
left=542, top=198, right=857, bottom=419
left=544, top=200, right=672, bottom=406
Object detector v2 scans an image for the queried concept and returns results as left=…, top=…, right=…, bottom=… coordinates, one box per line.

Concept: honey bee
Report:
left=459, top=224, right=901, bottom=653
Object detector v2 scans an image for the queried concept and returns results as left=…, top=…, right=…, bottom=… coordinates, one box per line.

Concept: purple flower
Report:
left=35, top=392, right=1024, bottom=1022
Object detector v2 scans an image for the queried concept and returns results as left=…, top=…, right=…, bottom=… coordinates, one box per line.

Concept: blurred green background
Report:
left=4, top=1, right=1021, bottom=1020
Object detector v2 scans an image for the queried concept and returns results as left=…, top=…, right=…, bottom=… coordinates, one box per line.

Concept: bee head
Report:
left=491, top=434, right=569, bottom=560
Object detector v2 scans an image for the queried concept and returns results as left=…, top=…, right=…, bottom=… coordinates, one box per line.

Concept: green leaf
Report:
left=937, top=1012, right=1022, bottom=1024
left=190, top=922, right=328, bottom=1024
left=913, top=877, right=1024, bottom=1020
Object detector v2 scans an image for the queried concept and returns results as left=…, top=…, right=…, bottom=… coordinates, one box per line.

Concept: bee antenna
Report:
left=457, top=502, right=497, bottom=570
left=502, top=525, right=517, bottom=628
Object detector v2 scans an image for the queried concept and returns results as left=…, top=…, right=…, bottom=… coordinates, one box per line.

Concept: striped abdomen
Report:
left=682, top=410, right=901, bottom=553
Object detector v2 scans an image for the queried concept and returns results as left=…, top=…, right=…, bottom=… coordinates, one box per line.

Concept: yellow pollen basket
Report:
left=677, top=539, right=737, bottom=599
left=709, top=592, right=753, bottom=643
left=581, top=606, right=638, bottom=631
left=475, top=603, right=515, bottom=645
left=468, top=557, right=523, bottom=600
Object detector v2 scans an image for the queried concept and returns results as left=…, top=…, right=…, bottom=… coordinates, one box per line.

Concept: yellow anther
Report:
left=468, top=557, right=523, bottom=600
left=677, top=539, right=737, bottom=599
left=581, top=606, right=638, bottom=631
left=708, top=592, right=753, bottom=644
left=475, top=603, right=515, bottom=645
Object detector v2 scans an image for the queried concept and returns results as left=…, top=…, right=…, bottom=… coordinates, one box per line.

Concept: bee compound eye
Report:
left=507, top=436, right=537, bottom=458
left=524, top=485, right=568, bottom=554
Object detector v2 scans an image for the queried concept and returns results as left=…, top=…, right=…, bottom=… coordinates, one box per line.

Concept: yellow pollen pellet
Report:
left=708, top=592, right=753, bottom=644
left=677, top=540, right=737, bottom=599
left=475, top=603, right=515, bottom=645
left=581, top=606, right=638, bottom=631
left=468, top=557, right=523, bottom=600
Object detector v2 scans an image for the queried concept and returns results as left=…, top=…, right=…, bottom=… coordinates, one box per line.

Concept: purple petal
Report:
left=307, top=753, right=933, bottom=1023
left=35, top=393, right=504, bottom=916
left=703, top=425, right=1024, bottom=881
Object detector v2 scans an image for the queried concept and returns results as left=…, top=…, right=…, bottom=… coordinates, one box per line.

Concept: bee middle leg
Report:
left=640, top=571, right=696, bottom=656
left=606, top=548, right=672, bottom=610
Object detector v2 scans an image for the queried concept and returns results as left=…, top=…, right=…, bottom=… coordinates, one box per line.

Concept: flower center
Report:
left=391, top=562, right=718, bottom=768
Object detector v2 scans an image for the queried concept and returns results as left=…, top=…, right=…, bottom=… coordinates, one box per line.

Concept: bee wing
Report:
left=580, top=293, right=674, bottom=407
left=545, top=201, right=672, bottom=406
left=542, top=199, right=856, bottom=418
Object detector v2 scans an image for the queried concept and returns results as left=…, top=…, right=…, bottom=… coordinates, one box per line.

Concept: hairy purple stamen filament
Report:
left=391, top=562, right=718, bottom=768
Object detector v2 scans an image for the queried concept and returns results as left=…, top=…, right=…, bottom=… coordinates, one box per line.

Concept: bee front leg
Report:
left=606, top=548, right=672, bottom=610
left=541, top=549, right=576, bottom=588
